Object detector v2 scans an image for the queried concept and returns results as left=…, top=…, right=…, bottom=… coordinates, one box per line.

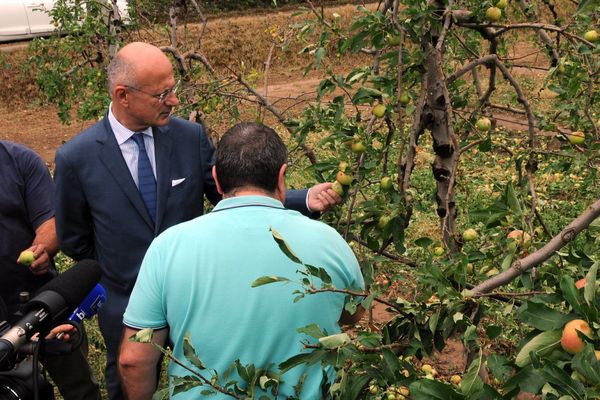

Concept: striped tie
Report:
left=131, top=133, right=157, bottom=224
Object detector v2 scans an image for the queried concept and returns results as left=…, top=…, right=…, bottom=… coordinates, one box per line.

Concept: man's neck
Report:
left=223, top=187, right=282, bottom=202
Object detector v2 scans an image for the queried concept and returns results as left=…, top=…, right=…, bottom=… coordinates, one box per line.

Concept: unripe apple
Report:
left=584, top=30, right=599, bottom=43
left=561, top=319, right=592, bottom=354
left=507, top=229, right=531, bottom=250
left=486, top=7, right=502, bottom=22
left=377, top=215, right=391, bottom=230
left=566, top=131, right=585, bottom=145
left=338, top=160, right=349, bottom=172
left=387, top=33, right=401, bottom=46
left=421, top=364, right=434, bottom=374
left=496, top=0, right=508, bottom=9
left=380, top=176, right=393, bottom=191
left=336, top=171, right=353, bottom=186
left=450, top=375, right=462, bottom=385
left=462, top=228, right=478, bottom=241
left=400, top=92, right=410, bottom=106
left=17, top=250, right=36, bottom=266
left=331, top=181, right=345, bottom=196
left=595, top=350, right=600, bottom=360
left=398, top=386, right=410, bottom=396
left=466, top=263, right=474, bottom=273
left=475, top=117, right=492, bottom=132
left=372, top=104, right=386, bottom=118
left=433, top=246, right=444, bottom=256
left=369, top=385, right=378, bottom=394
left=351, top=141, right=367, bottom=154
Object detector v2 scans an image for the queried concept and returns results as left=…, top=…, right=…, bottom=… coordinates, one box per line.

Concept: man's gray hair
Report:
left=107, top=54, right=137, bottom=94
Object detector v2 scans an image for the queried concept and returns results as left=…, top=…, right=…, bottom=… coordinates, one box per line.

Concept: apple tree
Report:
left=27, top=0, right=600, bottom=397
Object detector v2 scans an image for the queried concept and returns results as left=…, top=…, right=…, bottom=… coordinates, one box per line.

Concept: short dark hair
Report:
left=216, top=123, right=288, bottom=194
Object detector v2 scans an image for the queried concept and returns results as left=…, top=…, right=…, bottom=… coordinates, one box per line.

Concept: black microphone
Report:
left=0, top=259, right=101, bottom=368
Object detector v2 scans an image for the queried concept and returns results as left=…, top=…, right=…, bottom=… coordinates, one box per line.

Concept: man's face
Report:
left=123, top=63, right=180, bottom=130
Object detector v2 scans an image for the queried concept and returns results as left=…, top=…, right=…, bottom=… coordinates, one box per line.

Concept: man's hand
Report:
left=17, top=244, right=51, bottom=275
left=307, top=182, right=343, bottom=212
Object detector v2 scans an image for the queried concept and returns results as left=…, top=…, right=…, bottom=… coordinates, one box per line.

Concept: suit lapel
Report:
left=97, top=118, right=155, bottom=230
left=153, top=125, right=173, bottom=233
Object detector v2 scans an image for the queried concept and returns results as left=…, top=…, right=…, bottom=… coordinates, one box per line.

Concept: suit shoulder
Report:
left=168, top=117, right=205, bottom=135
left=58, top=119, right=107, bottom=155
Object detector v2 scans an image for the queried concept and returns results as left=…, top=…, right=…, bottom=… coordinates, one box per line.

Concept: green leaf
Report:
left=171, top=376, right=203, bottom=396
left=410, top=379, right=463, bottom=399
left=297, top=324, right=325, bottom=339
left=351, top=87, right=383, bottom=104
left=577, top=0, right=599, bottom=14
left=516, top=301, right=571, bottom=330
left=460, top=354, right=484, bottom=397
left=318, top=333, right=350, bottom=349
left=486, top=325, right=502, bottom=340
left=560, top=276, right=582, bottom=315
left=515, top=329, right=562, bottom=367
left=572, top=345, right=600, bottom=385
left=539, top=363, right=585, bottom=399
left=270, top=227, right=303, bottom=264
left=152, top=388, right=169, bottom=400
left=584, top=262, right=597, bottom=305
left=130, top=328, right=154, bottom=343
left=251, top=276, right=291, bottom=287
left=279, top=350, right=326, bottom=373
left=505, top=182, right=523, bottom=217
left=183, top=332, right=206, bottom=371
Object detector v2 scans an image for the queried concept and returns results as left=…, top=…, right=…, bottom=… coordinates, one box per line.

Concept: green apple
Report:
left=584, top=30, right=599, bottom=43
left=567, top=131, right=585, bottom=145
left=386, top=33, right=401, bottom=46
left=380, top=176, right=393, bottom=191
left=351, top=141, right=367, bottom=154
left=338, top=160, right=349, bottom=172
left=18, top=250, right=36, bottom=266
left=496, top=0, right=508, bottom=9
left=377, top=215, right=391, bottom=230
left=462, top=228, right=478, bottom=241
left=400, top=92, right=410, bottom=106
left=485, top=7, right=502, bottom=22
left=336, top=170, right=353, bottom=186
left=475, top=117, right=492, bottom=132
left=331, top=181, right=345, bottom=196
left=372, top=104, right=386, bottom=118
left=433, top=246, right=445, bottom=256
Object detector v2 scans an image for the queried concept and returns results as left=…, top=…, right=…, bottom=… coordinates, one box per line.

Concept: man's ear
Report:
left=114, top=85, right=129, bottom=107
left=212, top=166, right=224, bottom=195
left=276, top=164, right=287, bottom=203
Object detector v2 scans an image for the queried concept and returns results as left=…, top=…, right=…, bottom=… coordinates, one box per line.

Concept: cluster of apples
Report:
left=331, top=161, right=353, bottom=196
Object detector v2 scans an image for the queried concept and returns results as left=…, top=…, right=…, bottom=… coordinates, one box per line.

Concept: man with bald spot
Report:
left=54, top=42, right=342, bottom=400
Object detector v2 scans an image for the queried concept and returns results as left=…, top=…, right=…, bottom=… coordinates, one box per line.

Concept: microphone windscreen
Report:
left=35, top=259, right=102, bottom=311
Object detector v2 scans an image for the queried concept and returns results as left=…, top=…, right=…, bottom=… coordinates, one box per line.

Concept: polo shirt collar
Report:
left=213, top=195, right=284, bottom=212
left=108, top=102, right=153, bottom=144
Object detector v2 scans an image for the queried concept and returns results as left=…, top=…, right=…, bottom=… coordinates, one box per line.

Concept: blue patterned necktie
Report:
left=131, top=133, right=157, bottom=224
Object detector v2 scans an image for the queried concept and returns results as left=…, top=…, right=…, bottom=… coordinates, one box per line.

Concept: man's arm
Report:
left=20, top=217, right=59, bottom=275
left=119, top=326, right=168, bottom=400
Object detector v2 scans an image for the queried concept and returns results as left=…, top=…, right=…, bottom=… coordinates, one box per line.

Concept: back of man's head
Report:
left=216, top=123, right=287, bottom=195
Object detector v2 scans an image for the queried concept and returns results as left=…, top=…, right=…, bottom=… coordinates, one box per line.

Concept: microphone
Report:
left=54, top=284, right=106, bottom=341
left=0, top=259, right=101, bottom=368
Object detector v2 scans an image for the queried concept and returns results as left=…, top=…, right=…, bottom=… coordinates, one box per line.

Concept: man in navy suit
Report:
left=54, top=42, right=341, bottom=400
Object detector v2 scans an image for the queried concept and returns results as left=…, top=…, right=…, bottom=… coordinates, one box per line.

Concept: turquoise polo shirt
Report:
left=124, top=195, right=364, bottom=399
